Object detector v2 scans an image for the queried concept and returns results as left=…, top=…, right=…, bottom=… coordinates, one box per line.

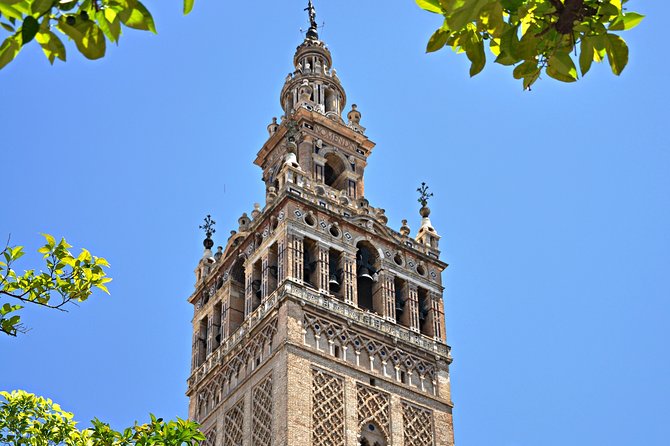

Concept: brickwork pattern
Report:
left=203, top=427, right=217, bottom=446
left=224, top=400, right=245, bottom=446
left=252, top=374, right=274, bottom=446
left=357, top=384, right=391, bottom=440
left=402, top=401, right=434, bottom=446
left=312, top=368, right=345, bottom=446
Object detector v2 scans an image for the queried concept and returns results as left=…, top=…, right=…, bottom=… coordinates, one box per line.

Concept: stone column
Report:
left=245, top=264, right=254, bottom=317
left=261, top=252, right=270, bottom=301
left=341, top=251, right=357, bottom=306
left=278, top=237, right=286, bottom=285
left=206, top=312, right=213, bottom=356
left=427, top=291, right=441, bottom=339
left=298, top=136, right=314, bottom=174
left=221, top=299, right=229, bottom=339
left=379, top=272, right=396, bottom=322
left=287, top=233, right=304, bottom=282
left=317, top=243, right=330, bottom=293
left=436, top=293, right=446, bottom=342
left=407, top=284, right=420, bottom=332
left=313, top=153, right=326, bottom=183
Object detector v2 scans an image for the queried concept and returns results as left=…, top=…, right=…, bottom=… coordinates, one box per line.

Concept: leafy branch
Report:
left=0, top=0, right=195, bottom=70
left=0, top=390, right=206, bottom=445
left=417, top=0, right=644, bottom=89
left=0, top=234, right=111, bottom=336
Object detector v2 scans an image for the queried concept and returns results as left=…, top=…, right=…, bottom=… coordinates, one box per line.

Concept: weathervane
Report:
left=199, top=214, right=216, bottom=249
left=417, top=182, right=434, bottom=208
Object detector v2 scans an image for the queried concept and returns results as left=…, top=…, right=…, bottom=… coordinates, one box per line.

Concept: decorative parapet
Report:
left=187, top=288, right=286, bottom=390
left=187, top=279, right=451, bottom=391
left=284, top=281, right=451, bottom=359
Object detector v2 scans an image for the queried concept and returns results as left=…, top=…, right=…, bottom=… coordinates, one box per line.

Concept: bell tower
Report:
left=186, top=3, right=455, bottom=446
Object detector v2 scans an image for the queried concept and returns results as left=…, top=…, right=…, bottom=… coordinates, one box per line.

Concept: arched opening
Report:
left=212, top=302, right=222, bottom=350
left=359, top=422, right=387, bottom=446
left=328, top=248, right=343, bottom=299
left=303, top=238, right=318, bottom=289
left=356, top=241, right=380, bottom=313
left=394, top=276, right=407, bottom=325
left=250, top=259, right=262, bottom=313
left=196, top=316, right=208, bottom=366
left=324, top=153, right=347, bottom=190
left=228, top=259, right=245, bottom=335
left=267, top=243, right=279, bottom=296
left=418, top=287, right=434, bottom=337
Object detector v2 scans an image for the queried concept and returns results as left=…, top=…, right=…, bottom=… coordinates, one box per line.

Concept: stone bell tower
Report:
left=186, top=3, right=455, bottom=446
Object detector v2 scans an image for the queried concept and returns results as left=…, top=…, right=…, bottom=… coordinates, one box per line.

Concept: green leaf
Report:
left=494, top=25, right=520, bottom=65
left=547, top=51, right=578, bottom=82
left=57, top=0, right=78, bottom=12
left=96, top=10, right=121, bottom=43
left=57, top=18, right=106, bottom=60
left=35, top=30, right=66, bottom=63
left=0, top=33, right=21, bottom=69
left=464, top=33, right=485, bottom=76
left=42, top=233, right=56, bottom=247
left=447, top=0, right=491, bottom=31
left=118, top=1, right=156, bottom=33
left=1, top=22, right=15, bottom=32
left=605, top=33, right=628, bottom=75
left=31, top=0, right=54, bottom=15
left=479, top=1, right=504, bottom=37
left=0, top=3, right=23, bottom=21
left=609, top=12, right=644, bottom=31
left=21, top=15, right=39, bottom=45
left=579, top=37, right=594, bottom=76
left=512, top=60, right=537, bottom=79
left=426, top=25, right=449, bottom=53
left=183, top=0, right=194, bottom=15
left=415, top=0, right=443, bottom=14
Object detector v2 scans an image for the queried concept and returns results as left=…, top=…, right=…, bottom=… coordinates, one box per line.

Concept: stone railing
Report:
left=284, top=281, right=451, bottom=358
left=187, top=287, right=286, bottom=389
left=187, top=279, right=450, bottom=390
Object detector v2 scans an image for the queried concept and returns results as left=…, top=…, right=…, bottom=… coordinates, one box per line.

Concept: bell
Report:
left=357, top=266, right=374, bottom=281
left=329, top=273, right=341, bottom=292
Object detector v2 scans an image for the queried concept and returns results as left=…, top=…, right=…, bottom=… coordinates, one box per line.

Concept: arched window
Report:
left=356, top=241, right=380, bottom=313
left=359, top=422, right=387, bottom=446
left=303, top=238, right=318, bottom=289
left=228, top=259, right=245, bottom=334
left=324, top=153, right=347, bottom=190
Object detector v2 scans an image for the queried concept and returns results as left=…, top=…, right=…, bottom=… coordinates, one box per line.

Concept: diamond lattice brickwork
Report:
left=357, top=384, right=391, bottom=439
left=224, top=400, right=245, bottom=446
left=253, top=374, right=274, bottom=446
left=312, top=368, right=345, bottom=446
left=402, top=401, right=434, bottom=446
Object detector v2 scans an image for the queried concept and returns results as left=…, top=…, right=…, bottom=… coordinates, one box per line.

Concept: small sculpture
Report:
left=305, top=0, right=317, bottom=30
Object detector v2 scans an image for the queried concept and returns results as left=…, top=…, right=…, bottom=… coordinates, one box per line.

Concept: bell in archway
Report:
left=357, top=266, right=374, bottom=281
left=329, top=272, right=341, bottom=292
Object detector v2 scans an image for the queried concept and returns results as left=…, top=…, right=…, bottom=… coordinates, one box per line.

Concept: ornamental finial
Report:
left=199, top=214, right=216, bottom=249
left=417, top=182, right=433, bottom=208
left=304, top=0, right=318, bottom=39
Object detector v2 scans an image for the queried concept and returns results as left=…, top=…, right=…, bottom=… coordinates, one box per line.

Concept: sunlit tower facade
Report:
left=186, top=4, right=455, bottom=446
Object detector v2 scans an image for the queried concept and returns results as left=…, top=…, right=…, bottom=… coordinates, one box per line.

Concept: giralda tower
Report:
left=186, top=3, right=455, bottom=446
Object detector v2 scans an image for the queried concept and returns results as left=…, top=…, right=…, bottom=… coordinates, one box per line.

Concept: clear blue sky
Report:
left=1, top=1, right=667, bottom=445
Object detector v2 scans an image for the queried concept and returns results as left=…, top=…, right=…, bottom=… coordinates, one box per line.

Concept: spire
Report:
left=199, top=214, right=216, bottom=260
left=305, top=0, right=319, bottom=40
left=279, top=1, right=346, bottom=117
left=415, top=183, right=441, bottom=250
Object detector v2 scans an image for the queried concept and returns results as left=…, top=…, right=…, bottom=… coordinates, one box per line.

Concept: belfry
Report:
left=186, top=3, right=455, bottom=446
